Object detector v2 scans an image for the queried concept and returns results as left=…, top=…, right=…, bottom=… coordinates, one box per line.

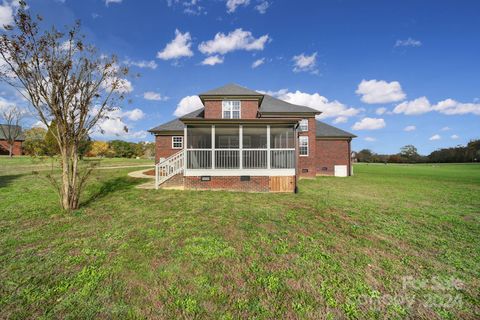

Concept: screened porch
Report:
left=184, top=124, right=296, bottom=175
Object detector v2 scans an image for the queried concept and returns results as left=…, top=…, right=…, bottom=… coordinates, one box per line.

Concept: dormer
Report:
left=199, top=84, right=264, bottom=119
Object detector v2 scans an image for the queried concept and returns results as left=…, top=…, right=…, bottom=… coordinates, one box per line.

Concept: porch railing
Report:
left=186, top=148, right=295, bottom=170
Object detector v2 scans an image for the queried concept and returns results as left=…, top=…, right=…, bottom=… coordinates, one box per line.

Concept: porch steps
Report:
left=155, top=150, right=184, bottom=189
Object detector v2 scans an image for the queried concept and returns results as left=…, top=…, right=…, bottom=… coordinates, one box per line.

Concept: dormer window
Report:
left=299, top=119, right=308, bottom=132
left=222, top=100, right=241, bottom=119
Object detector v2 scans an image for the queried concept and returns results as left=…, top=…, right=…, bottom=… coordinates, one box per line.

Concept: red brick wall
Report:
left=297, top=117, right=317, bottom=178
left=155, top=135, right=182, bottom=163
left=0, top=140, right=22, bottom=155
left=184, top=176, right=269, bottom=192
left=204, top=100, right=259, bottom=119
left=315, top=139, right=351, bottom=176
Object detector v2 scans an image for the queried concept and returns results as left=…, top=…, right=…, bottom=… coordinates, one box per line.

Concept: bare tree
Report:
left=0, top=2, right=130, bottom=211
left=0, top=106, right=23, bottom=157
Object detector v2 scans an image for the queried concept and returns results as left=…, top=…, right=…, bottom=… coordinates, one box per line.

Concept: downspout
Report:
left=347, top=138, right=352, bottom=176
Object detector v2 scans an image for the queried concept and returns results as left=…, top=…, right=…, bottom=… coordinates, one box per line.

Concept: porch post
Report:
left=267, top=125, right=271, bottom=169
left=211, top=125, right=215, bottom=169
left=239, top=125, right=243, bottom=169
left=184, top=125, right=187, bottom=171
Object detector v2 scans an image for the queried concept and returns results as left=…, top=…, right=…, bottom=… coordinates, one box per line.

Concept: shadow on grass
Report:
left=81, top=176, right=142, bottom=208
left=0, top=174, right=24, bottom=188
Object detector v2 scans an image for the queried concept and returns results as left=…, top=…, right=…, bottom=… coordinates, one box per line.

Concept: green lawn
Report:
left=0, top=156, right=153, bottom=175
left=0, top=162, right=479, bottom=319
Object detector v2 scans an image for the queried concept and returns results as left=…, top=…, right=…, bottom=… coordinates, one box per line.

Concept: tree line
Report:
left=356, top=139, right=480, bottom=163
left=22, top=126, right=155, bottom=159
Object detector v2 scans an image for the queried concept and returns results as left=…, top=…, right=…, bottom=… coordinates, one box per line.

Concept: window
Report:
left=299, top=119, right=308, bottom=132
left=187, top=126, right=211, bottom=149
left=299, top=136, right=309, bottom=156
left=172, top=136, right=183, bottom=149
left=222, top=100, right=241, bottom=119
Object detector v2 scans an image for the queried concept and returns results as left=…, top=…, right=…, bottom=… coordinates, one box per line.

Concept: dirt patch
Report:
left=144, top=169, right=155, bottom=176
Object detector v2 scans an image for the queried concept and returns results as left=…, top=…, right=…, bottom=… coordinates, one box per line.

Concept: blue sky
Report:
left=1, top=0, right=479, bottom=154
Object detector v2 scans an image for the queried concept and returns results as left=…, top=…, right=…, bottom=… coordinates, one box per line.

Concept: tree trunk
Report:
left=8, top=143, right=13, bottom=157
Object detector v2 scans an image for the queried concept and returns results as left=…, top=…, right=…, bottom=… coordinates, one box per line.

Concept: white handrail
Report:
left=155, top=149, right=184, bottom=189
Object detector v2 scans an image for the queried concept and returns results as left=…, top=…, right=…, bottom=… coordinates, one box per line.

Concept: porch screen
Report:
left=270, top=126, right=295, bottom=149
left=243, top=126, right=267, bottom=148
left=187, top=126, right=211, bottom=149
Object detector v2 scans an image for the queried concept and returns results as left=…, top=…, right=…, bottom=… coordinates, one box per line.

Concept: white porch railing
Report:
left=185, top=148, right=295, bottom=170
left=155, top=150, right=184, bottom=189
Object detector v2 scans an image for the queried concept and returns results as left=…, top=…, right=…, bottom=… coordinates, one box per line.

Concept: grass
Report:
left=0, top=156, right=152, bottom=175
left=0, top=161, right=479, bottom=319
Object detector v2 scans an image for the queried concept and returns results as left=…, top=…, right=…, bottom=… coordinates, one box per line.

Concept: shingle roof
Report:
left=259, top=94, right=319, bottom=114
left=0, top=124, right=25, bottom=141
left=199, top=83, right=263, bottom=96
left=316, top=120, right=356, bottom=138
left=148, top=108, right=204, bottom=132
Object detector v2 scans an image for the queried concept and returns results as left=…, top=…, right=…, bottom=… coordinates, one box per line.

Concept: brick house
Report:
left=148, top=84, right=355, bottom=192
left=0, top=124, right=24, bottom=156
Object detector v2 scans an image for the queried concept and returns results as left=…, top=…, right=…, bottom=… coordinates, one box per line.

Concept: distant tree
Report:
left=400, top=145, right=420, bottom=163
left=23, top=127, right=47, bottom=156
left=88, top=141, right=110, bottom=157
left=109, top=140, right=136, bottom=158
left=0, top=106, right=23, bottom=157
left=0, top=3, right=130, bottom=211
left=357, top=149, right=374, bottom=162
left=466, top=139, right=480, bottom=162
left=142, top=142, right=155, bottom=159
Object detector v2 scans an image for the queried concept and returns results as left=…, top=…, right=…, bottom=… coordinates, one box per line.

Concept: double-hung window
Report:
left=222, top=100, right=241, bottom=119
left=172, top=136, right=183, bottom=149
left=299, top=119, right=308, bottom=132
left=299, top=136, right=309, bottom=156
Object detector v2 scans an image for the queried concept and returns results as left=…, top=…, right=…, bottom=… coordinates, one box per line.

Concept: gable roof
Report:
left=199, top=83, right=263, bottom=97
left=148, top=108, right=204, bottom=133
left=259, top=94, right=320, bottom=114
left=0, top=124, right=25, bottom=141
left=316, top=120, right=356, bottom=138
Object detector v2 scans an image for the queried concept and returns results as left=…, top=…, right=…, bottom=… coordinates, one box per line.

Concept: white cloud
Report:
left=199, top=28, right=269, bottom=55
left=395, top=38, right=422, bottom=47
left=292, top=52, right=318, bottom=73
left=143, top=91, right=168, bottom=101
left=201, top=55, right=224, bottom=66
left=441, top=126, right=450, bottom=131
left=101, top=77, right=133, bottom=94
left=333, top=116, right=348, bottom=124
left=432, top=99, right=480, bottom=116
left=226, top=0, right=250, bottom=13
left=393, top=96, right=431, bottom=115
left=123, top=59, right=158, bottom=70
left=352, top=117, right=386, bottom=130
left=429, top=134, right=441, bottom=141
left=173, top=95, right=203, bottom=117
left=105, top=0, right=122, bottom=6
left=404, top=125, right=416, bottom=132
left=251, top=58, right=265, bottom=68
left=375, top=107, right=387, bottom=115
left=356, top=79, right=406, bottom=104
left=94, top=107, right=146, bottom=139
left=157, top=29, right=193, bottom=60
left=0, top=0, right=21, bottom=29
left=268, top=90, right=360, bottom=120
left=122, top=108, right=145, bottom=121
left=364, top=137, right=376, bottom=142
left=394, top=97, right=480, bottom=116
left=451, top=134, right=459, bottom=139
left=255, top=1, right=270, bottom=14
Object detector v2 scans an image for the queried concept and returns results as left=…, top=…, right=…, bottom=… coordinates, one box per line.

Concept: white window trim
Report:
left=222, top=100, right=241, bottom=119
left=299, top=136, right=309, bottom=157
left=299, top=119, right=308, bottom=132
left=172, top=136, right=183, bottom=149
